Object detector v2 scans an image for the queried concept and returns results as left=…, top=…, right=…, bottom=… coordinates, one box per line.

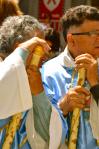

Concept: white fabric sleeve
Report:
left=0, top=49, right=32, bottom=119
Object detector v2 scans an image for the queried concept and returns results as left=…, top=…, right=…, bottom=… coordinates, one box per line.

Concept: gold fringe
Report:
left=19, top=136, right=28, bottom=148
left=2, top=113, right=22, bottom=149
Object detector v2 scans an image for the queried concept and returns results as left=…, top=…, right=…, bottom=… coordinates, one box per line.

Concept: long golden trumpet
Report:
left=68, top=68, right=86, bottom=149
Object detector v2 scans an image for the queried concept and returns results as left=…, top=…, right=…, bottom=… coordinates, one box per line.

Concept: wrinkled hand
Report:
left=59, top=86, right=90, bottom=116
left=23, top=37, right=50, bottom=95
left=26, top=37, right=50, bottom=69
left=19, top=37, right=51, bottom=54
left=75, top=53, right=99, bottom=86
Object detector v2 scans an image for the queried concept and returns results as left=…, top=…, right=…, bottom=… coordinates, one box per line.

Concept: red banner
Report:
left=39, top=0, right=64, bottom=31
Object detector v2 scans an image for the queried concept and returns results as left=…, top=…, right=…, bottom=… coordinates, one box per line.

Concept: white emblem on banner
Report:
left=43, top=0, right=60, bottom=11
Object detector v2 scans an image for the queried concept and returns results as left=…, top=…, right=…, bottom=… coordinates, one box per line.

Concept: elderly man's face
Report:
left=67, top=20, right=99, bottom=58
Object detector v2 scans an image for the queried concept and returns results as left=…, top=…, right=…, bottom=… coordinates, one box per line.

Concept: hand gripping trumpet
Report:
left=68, top=68, right=86, bottom=149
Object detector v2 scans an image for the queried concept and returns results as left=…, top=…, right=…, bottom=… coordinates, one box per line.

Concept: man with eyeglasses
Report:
left=41, top=5, right=99, bottom=149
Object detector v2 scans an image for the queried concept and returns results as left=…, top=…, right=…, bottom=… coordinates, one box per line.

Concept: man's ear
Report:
left=67, top=33, right=75, bottom=46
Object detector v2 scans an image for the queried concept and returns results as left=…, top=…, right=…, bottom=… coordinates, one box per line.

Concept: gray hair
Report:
left=0, top=15, right=43, bottom=57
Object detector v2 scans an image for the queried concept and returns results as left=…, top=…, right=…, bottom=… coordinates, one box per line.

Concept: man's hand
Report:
left=75, top=53, right=99, bottom=87
left=59, top=86, right=90, bottom=116
left=19, top=37, right=51, bottom=54
left=19, top=37, right=51, bottom=95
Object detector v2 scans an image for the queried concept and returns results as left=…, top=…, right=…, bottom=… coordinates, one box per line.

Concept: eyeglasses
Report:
left=71, top=30, right=99, bottom=37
